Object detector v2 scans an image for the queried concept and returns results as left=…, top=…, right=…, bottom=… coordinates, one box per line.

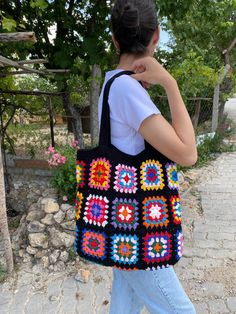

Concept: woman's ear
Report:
left=152, top=25, right=160, bottom=46
left=112, top=34, right=120, bottom=51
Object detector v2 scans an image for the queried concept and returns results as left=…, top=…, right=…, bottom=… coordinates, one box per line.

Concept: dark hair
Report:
left=111, top=0, right=158, bottom=55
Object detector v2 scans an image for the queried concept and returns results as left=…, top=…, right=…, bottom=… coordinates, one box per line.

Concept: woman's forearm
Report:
left=164, top=79, right=197, bottom=153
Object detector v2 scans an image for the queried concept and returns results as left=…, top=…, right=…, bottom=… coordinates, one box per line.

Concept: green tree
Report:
left=0, top=0, right=112, bottom=146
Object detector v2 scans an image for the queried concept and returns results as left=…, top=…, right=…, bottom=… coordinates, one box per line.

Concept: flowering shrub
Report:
left=46, top=139, right=79, bottom=204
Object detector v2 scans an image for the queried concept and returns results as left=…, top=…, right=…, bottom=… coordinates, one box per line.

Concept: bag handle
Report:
left=99, top=70, right=134, bottom=146
left=99, top=70, right=153, bottom=151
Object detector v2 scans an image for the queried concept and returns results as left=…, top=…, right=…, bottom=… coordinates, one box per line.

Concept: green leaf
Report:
left=30, top=0, right=48, bottom=10
left=2, top=17, right=16, bottom=31
left=19, top=23, right=26, bottom=29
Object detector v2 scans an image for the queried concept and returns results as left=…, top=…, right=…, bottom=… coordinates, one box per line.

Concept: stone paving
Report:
left=1, top=98, right=236, bottom=314
left=175, top=152, right=236, bottom=314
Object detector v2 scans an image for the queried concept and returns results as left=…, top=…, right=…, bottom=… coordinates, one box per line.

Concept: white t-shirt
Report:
left=98, top=69, right=161, bottom=155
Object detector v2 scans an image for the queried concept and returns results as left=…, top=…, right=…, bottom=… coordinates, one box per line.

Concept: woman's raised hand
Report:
left=131, top=56, right=176, bottom=89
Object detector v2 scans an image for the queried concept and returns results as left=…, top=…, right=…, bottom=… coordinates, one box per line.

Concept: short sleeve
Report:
left=109, top=75, right=161, bottom=131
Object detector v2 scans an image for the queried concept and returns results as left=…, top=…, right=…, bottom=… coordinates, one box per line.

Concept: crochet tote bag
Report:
left=74, top=70, right=183, bottom=271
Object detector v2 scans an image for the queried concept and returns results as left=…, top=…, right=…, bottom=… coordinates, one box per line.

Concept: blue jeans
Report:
left=109, top=266, right=196, bottom=314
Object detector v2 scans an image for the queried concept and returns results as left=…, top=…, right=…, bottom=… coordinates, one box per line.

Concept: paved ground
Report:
left=1, top=98, right=236, bottom=314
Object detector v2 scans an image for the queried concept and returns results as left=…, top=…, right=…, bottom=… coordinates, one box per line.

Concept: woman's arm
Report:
left=132, top=57, right=198, bottom=167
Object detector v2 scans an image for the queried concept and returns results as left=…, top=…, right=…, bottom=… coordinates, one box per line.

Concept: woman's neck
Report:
left=116, top=53, right=145, bottom=71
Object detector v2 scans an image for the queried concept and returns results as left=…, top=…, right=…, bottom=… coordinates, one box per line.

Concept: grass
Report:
left=0, top=262, right=6, bottom=282
left=68, top=248, right=77, bottom=261
left=8, top=216, right=22, bottom=231
left=7, top=122, right=47, bottom=136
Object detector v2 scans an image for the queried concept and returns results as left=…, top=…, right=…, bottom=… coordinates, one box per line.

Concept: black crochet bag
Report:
left=74, top=71, right=183, bottom=270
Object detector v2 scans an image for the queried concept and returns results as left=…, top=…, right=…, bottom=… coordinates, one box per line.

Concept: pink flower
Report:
left=47, top=146, right=55, bottom=154
left=63, top=195, right=68, bottom=202
left=46, top=148, right=67, bottom=167
left=60, top=156, right=67, bottom=164
left=71, top=139, right=79, bottom=148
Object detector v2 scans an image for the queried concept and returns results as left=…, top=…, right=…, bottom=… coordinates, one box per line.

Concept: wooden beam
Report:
left=0, top=89, right=65, bottom=96
left=44, top=69, right=70, bottom=73
left=0, top=32, right=37, bottom=43
left=0, top=71, right=34, bottom=76
left=0, top=69, right=70, bottom=76
left=155, top=95, right=212, bottom=101
left=18, top=59, right=48, bottom=65
left=0, top=55, right=45, bottom=75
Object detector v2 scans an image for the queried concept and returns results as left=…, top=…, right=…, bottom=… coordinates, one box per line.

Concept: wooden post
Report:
left=212, top=84, right=220, bottom=132
left=90, top=64, right=102, bottom=147
left=48, top=97, right=55, bottom=147
left=191, top=99, right=201, bottom=129
left=0, top=136, right=14, bottom=275
left=212, top=65, right=231, bottom=132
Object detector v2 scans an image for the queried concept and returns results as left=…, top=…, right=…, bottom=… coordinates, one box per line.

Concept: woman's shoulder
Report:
left=106, top=71, right=148, bottom=98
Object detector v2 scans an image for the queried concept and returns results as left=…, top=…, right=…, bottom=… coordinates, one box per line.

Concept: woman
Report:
left=98, top=0, right=197, bottom=313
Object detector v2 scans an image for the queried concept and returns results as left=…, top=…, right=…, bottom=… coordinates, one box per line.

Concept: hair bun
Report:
left=121, top=2, right=140, bottom=31
left=111, top=0, right=158, bottom=55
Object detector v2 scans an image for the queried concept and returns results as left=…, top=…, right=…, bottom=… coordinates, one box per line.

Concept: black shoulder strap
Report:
left=99, top=70, right=134, bottom=146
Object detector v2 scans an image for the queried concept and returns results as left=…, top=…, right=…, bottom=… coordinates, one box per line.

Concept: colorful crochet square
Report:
left=76, top=160, right=86, bottom=188
left=83, top=194, right=109, bottom=227
left=81, top=229, right=106, bottom=260
left=89, top=158, right=111, bottom=191
left=111, top=198, right=139, bottom=230
left=75, top=192, right=84, bottom=220
left=111, top=234, right=139, bottom=265
left=114, top=164, right=138, bottom=193
left=165, top=163, right=179, bottom=190
left=176, top=231, right=183, bottom=258
left=142, top=196, right=169, bottom=228
left=140, top=160, right=164, bottom=191
left=143, top=232, right=172, bottom=264
left=170, top=196, right=182, bottom=224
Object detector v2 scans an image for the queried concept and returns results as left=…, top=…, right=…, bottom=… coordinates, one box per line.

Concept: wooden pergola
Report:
left=0, top=32, right=70, bottom=77
left=0, top=32, right=73, bottom=148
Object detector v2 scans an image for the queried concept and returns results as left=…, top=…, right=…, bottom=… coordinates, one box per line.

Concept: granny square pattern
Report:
left=170, top=196, right=182, bottom=224
left=75, top=192, right=83, bottom=220
left=143, top=232, right=172, bottom=264
left=165, top=163, right=179, bottom=190
left=76, top=160, right=86, bottom=188
left=89, top=158, right=111, bottom=191
left=111, top=234, right=139, bottom=265
left=140, top=160, right=164, bottom=191
left=142, top=196, right=169, bottom=228
left=81, top=229, right=106, bottom=260
left=111, top=198, right=139, bottom=230
left=83, top=194, right=109, bottom=227
left=176, top=231, right=183, bottom=258
left=114, top=164, right=138, bottom=193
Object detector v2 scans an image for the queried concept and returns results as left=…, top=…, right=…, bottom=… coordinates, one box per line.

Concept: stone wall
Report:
left=4, top=154, right=53, bottom=213
left=12, top=195, right=76, bottom=272
left=3, top=154, right=77, bottom=271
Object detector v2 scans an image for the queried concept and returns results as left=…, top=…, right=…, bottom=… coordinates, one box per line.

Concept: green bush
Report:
left=178, top=128, right=235, bottom=171
left=47, top=144, right=78, bottom=205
